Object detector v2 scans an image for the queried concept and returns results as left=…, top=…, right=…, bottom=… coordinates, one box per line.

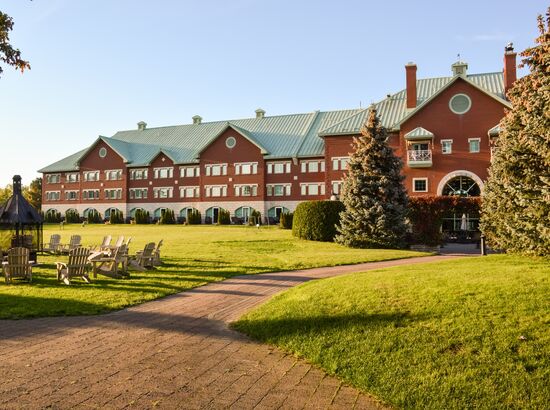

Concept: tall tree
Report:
left=0, top=10, right=30, bottom=77
left=0, top=184, right=12, bottom=204
left=480, top=9, right=550, bottom=256
left=335, top=106, right=408, bottom=248
left=23, top=177, right=42, bottom=209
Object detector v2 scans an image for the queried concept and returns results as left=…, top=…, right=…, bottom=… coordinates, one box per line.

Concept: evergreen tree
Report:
left=480, top=10, right=550, bottom=256
left=335, top=106, right=408, bottom=248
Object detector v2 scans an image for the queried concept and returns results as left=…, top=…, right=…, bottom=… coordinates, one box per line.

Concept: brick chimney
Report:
left=503, top=43, right=517, bottom=97
left=405, top=62, right=417, bottom=109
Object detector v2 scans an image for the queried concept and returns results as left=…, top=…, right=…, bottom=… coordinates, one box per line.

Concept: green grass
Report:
left=0, top=224, right=426, bottom=319
left=233, top=255, right=550, bottom=409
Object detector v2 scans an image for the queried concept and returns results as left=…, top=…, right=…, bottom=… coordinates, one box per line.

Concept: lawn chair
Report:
left=153, top=239, right=163, bottom=266
left=43, top=234, right=62, bottom=254
left=56, top=247, right=91, bottom=285
left=92, top=244, right=129, bottom=278
left=3, top=247, right=33, bottom=284
left=99, top=235, right=112, bottom=252
left=124, top=236, right=132, bottom=247
left=113, top=236, right=124, bottom=248
left=61, top=235, right=82, bottom=254
left=129, top=242, right=156, bottom=271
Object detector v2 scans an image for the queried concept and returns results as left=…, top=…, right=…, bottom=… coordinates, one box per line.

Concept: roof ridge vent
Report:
left=192, top=115, right=202, bottom=125
left=451, top=58, right=468, bottom=77
left=137, top=121, right=147, bottom=131
left=255, top=108, right=266, bottom=119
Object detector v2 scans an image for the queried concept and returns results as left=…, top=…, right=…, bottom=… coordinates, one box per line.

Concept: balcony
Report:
left=407, top=149, right=432, bottom=168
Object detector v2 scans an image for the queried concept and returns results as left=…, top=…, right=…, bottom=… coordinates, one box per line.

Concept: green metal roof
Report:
left=488, top=124, right=500, bottom=136
left=404, top=127, right=435, bottom=140
left=39, top=72, right=507, bottom=173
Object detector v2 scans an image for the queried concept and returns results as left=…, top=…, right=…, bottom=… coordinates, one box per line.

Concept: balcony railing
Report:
left=407, top=149, right=432, bottom=167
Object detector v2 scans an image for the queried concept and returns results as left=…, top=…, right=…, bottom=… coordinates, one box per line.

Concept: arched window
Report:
left=442, top=176, right=481, bottom=197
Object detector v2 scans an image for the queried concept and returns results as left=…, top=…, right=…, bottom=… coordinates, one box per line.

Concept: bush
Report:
left=44, top=210, right=62, bottom=223
left=159, top=209, right=176, bottom=224
left=109, top=210, right=124, bottom=224
left=87, top=210, right=102, bottom=224
left=280, top=212, right=293, bottom=229
left=218, top=209, right=230, bottom=225
left=248, top=210, right=261, bottom=226
left=65, top=209, right=80, bottom=224
left=407, top=196, right=481, bottom=246
left=292, top=200, right=345, bottom=242
left=134, top=209, right=150, bottom=224
left=187, top=209, right=202, bottom=225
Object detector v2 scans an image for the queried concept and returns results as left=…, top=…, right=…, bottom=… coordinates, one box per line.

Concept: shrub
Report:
left=280, top=212, right=293, bottom=229
left=187, top=209, right=202, bottom=225
left=87, top=210, right=102, bottom=224
left=134, top=209, right=150, bottom=224
left=218, top=209, right=230, bottom=225
left=159, top=209, right=176, bottom=224
left=65, top=209, right=80, bottom=224
left=109, top=210, right=124, bottom=224
left=248, top=210, right=261, bottom=226
left=292, top=200, right=345, bottom=242
left=44, top=210, right=62, bottom=223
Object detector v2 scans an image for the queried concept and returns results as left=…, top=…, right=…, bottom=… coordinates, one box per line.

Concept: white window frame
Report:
left=105, top=169, right=123, bottom=181
left=82, top=189, right=100, bottom=200
left=83, top=171, right=100, bottom=182
left=234, top=162, right=258, bottom=175
left=129, top=168, right=148, bottom=180
left=266, top=183, right=291, bottom=197
left=153, top=187, right=174, bottom=199
left=65, top=173, right=79, bottom=183
left=412, top=178, right=428, bottom=193
left=205, top=163, right=228, bottom=176
left=266, top=161, right=291, bottom=174
left=45, top=191, right=61, bottom=201
left=65, top=190, right=79, bottom=201
left=331, top=180, right=343, bottom=195
left=468, top=138, right=481, bottom=153
left=204, top=185, right=227, bottom=197
left=300, top=159, right=325, bottom=173
left=104, top=188, right=122, bottom=200
left=234, top=184, right=258, bottom=197
left=46, top=174, right=61, bottom=184
left=300, top=183, right=326, bottom=196
left=179, top=186, right=199, bottom=198
left=153, top=167, right=174, bottom=179
left=129, top=188, right=148, bottom=200
left=441, top=139, right=453, bottom=154
left=180, top=166, right=200, bottom=178
left=331, top=157, right=350, bottom=171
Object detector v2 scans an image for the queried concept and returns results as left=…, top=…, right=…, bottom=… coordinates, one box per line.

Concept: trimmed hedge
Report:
left=159, top=209, right=176, bottom=224
left=187, top=209, right=202, bottom=225
left=280, top=212, right=293, bottom=229
left=65, top=209, right=80, bottom=224
left=134, top=209, right=150, bottom=224
left=248, top=210, right=261, bottom=226
left=292, top=200, right=345, bottom=242
left=44, top=210, right=62, bottom=223
left=218, top=209, right=231, bottom=225
left=109, top=210, right=124, bottom=224
left=87, top=210, right=102, bottom=224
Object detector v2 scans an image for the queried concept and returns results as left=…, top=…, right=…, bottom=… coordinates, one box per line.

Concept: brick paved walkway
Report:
left=0, top=255, right=463, bottom=409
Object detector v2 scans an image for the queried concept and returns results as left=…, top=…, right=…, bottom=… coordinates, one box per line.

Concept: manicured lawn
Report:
left=233, top=255, right=550, bottom=409
left=0, top=224, right=426, bottom=319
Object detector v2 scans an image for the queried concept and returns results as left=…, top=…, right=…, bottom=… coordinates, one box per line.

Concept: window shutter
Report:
left=222, top=186, right=227, bottom=196
left=267, top=185, right=272, bottom=196
left=205, top=166, right=211, bottom=176
left=195, top=167, right=200, bottom=177
left=301, top=162, right=306, bottom=173
left=267, top=163, right=273, bottom=174
left=235, top=164, right=240, bottom=175
left=332, top=159, right=339, bottom=170
left=285, top=162, right=290, bottom=173
left=143, top=189, right=148, bottom=199
left=235, top=186, right=241, bottom=196
left=301, top=185, right=306, bottom=195
left=252, top=163, right=258, bottom=174
left=320, top=162, right=325, bottom=172
left=285, top=185, right=291, bottom=196
left=223, top=165, right=227, bottom=175
left=252, top=186, right=257, bottom=196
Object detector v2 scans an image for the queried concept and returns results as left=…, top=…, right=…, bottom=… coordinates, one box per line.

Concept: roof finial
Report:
left=457, top=53, right=461, bottom=61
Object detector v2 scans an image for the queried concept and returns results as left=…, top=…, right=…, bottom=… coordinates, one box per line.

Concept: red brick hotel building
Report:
left=39, top=47, right=517, bottom=223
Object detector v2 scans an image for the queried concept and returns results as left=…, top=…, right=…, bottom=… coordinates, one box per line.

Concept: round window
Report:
left=225, top=136, right=236, bottom=149
left=449, top=94, right=471, bottom=114
left=99, top=147, right=107, bottom=158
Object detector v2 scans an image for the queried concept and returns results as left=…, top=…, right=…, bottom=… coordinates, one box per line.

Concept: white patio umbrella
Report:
left=460, top=213, right=468, bottom=231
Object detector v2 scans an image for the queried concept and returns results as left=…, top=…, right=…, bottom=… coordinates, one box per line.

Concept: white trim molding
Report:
left=437, top=170, right=484, bottom=196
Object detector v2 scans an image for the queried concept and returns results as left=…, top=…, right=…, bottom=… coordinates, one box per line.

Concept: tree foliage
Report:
left=335, top=107, right=408, bottom=248
left=480, top=9, right=550, bottom=256
left=0, top=10, right=30, bottom=77
left=22, top=177, right=41, bottom=209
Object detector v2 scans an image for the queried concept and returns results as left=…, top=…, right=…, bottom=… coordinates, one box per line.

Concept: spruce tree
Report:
left=480, top=9, right=550, bottom=256
left=335, top=106, right=408, bottom=248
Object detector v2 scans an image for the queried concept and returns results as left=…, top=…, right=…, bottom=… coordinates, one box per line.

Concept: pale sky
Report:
left=0, top=0, right=546, bottom=185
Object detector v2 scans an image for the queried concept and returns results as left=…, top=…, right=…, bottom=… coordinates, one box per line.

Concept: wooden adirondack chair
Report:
left=43, top=234, right=62, bottom=254
left=153, top=239, right=163, bottom=266
left=61, top=235, right=82, bottom=254
left=98, top=235, right=112, bottom=252
left=113, top=236, right=124, bottom=248
left=3, top=247, right=33, bottom=284
left=56, top=247, right=91, bottom=285
left=92, top=244, right=129, bottom=278
left=129, top=242, right=156, bottom=271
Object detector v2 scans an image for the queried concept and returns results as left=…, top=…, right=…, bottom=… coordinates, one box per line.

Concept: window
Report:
left=441, top=139, right=453, bottom=154
left=332, top=181, right=343, bottom=195
left=449, top=93, right=472, bottom=114
left=65, top=191, right=78, bottom=200
left=129, top=188, right=148, bottom=199
left=180, top=166, right=200, bottom=178
left=153, top=187, right=173, bottom=199
left=45, top=191, right=60, bottom=201
left=83, top=171, right=100, bottom=182
left=99, top=147, right=107, bottom=158
left=413, top=178, right=428, bottom=193
left=46, top=174, right=61, bottom=184
left=130, top=168, right=148, bottom=180
left=331, top=157, right=350, bottom=171
left=300, top=160, right=325, bottom=173
left=105, top=169, right=122, bottom=181
left=154, top=167, right=173, bottom=179
left=82, top=189, right=100, bottom=200
left=205, top=164, right=228, bottom=176
left=179, top=186, right=199, bottom=198
left=65, top=173, right=79, bottom=183
left=225, top=136, right=236, bottom=148
left=469, top=138, right=480, bottom=153
left=234, top=184, right=258, bottom=196
left=234, top=162, right=258, bottom=175
left=104, top=189, right=122, bottom=200
left=300, top=183, right=325, bottom=196
left=267, top=161, right=291, bottom=174
left=204, top=185, right=227, bottom=197
left=266, top=184, right=291, bottom=196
